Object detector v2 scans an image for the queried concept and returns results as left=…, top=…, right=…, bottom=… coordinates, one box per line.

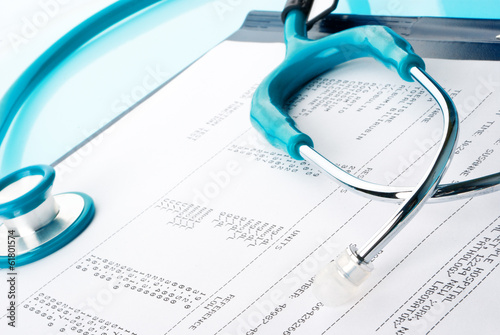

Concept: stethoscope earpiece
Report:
left=0, top=165, right=94, bottom=267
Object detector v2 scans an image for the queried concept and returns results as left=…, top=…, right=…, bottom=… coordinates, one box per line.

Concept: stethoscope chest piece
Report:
left=0, top=165, right=94, bottom=267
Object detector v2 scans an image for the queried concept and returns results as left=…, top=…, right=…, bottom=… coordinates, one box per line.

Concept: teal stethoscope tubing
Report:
left=0, top=0, right=164, bottom=267
left=0, top=0, right=165, bottom=174
left=251, top=8, right=458, bottom=265
left=251, top=10, right=425, bottom=159
left=251, top=9, right=500, bottom=205
left=250, top=8, right=500, bottom=270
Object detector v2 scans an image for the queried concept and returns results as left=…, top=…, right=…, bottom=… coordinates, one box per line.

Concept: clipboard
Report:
left=231, top=11, right=500, bottom=60
left=1, top=9, right=500, bottom=335
left=44, top=10, right=500, bottom=171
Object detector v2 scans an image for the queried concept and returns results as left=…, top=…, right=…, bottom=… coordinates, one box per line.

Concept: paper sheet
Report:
left=1, top=39, right=500, bottom=334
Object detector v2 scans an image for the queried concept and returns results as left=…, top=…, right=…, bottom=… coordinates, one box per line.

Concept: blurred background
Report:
left=0, top=0, right=498, bottom=173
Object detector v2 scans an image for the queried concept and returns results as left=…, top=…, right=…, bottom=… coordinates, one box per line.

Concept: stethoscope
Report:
left=0, top=0, right=499, bottom=306
left=0, top=0, right=164, bottom=268
left=0, top=165, right=94, bottom=267
left=250, top=0, right=500, bottom=304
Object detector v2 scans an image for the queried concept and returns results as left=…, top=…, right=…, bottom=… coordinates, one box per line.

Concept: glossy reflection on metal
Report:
left=299, top=68, right=500, bottom=204
left=0, top=193, right=94, bottom=267
left=355, top=66, right=458, bottom=263
left=299, top=141, right=500, bottom=203
left=0, top=165, right=94, bottom=267
left=301, top=66, right=459, bottom=264
left=4, top=194, right=75, bottom=251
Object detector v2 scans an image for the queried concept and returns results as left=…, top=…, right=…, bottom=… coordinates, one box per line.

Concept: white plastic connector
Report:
left=313, top=245, right=373, bottom=306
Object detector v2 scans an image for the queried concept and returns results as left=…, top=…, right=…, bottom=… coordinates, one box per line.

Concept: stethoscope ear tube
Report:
left=280, top=0, right=341, bottom=30
left=250, top=10, right=425, bottom=161
left=248, top=8, right=500, bottom=304
left=312, top=66, right=459, bottom=304
left=251, top=9, right=500, bottom=202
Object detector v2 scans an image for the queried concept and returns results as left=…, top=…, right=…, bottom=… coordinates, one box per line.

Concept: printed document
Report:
left=1, top=39, right=500, bottom=334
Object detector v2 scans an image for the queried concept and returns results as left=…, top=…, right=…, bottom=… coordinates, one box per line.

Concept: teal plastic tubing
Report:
left=0, top=0, right=165, bottom=173
left=250, top=9, right=425, bottom=160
